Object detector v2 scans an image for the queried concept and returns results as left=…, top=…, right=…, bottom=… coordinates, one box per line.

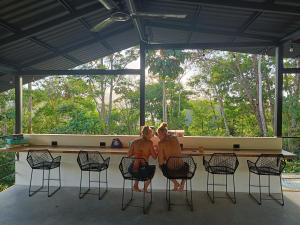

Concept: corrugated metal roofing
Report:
left=0, top=0, right=300, bottom=92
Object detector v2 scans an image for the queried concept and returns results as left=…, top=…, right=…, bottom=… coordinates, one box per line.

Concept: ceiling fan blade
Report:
left=91, top=17, right=116, bottom=32
left=133, top=12, right=187, bottom=19
left=98, top=0, right=118, bottom=10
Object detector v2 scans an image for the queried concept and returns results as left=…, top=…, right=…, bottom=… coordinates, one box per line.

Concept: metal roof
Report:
left=0, top=0, right=300, bottom=91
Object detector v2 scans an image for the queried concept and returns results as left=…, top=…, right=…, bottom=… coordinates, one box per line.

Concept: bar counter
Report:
left=1, top=145, right=296, bottom=159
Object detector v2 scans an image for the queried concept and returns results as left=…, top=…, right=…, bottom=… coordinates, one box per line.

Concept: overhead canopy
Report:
left=0, top=0, right=300, bottom=92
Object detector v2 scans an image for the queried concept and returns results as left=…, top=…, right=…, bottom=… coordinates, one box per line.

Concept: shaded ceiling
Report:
left=0, top=0, right=300, bottom=91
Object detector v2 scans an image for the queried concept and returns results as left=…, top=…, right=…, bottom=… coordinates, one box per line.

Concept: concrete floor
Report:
left=0, top=185, right=299, bottom=225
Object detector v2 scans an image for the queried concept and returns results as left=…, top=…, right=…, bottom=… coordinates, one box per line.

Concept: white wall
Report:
left=24, top=134, right=282, bottom=150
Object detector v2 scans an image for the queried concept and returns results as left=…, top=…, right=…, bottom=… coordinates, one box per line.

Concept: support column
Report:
left=274, top=45, right=283, bottom=137
left=15, top=75, right=23, bottom=134
left=140, top=42, right=146, bottom=127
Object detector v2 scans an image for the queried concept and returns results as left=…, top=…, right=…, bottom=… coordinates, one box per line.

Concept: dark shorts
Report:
left=160, top=163, right=189, bottom=179
left=128, top=164, right=155, bottom=180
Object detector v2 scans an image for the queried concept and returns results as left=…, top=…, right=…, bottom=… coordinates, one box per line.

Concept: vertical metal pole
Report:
left=140, top=42, right=146, bottom=127
left=274, top=45, right=283, bottom=137
left=15, top=75, right=23, bottom=134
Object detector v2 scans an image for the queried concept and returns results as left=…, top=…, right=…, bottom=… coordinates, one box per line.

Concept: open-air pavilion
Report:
left=0, top=0, right=300, bottom=224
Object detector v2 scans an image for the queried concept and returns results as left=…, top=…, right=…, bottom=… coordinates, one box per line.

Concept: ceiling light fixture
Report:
left=289, top=41, right=294, bottom=53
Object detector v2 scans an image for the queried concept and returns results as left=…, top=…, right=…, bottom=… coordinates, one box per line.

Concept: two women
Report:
left=128, top=123, right=185, bottom=192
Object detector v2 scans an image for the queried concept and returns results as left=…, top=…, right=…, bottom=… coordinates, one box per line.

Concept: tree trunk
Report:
left=28, top=82, right=33, bottom=134
left=107, top=77, right=113, bottom=133
left=178, top=91, right=181, bottom=118
left=162, top=79, right=167, bottom=122
left=257, top=55, right=267, bottom=136
left=216, top=93, right=230, bottom=135
left=264, top=70, right=274, bottom=130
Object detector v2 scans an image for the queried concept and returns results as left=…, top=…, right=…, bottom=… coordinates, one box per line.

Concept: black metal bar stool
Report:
left=119, top=157, right=155, bottom=214
left=26, top=149, right=61, bottom=197
left=77, top=150, right=110, bottom=200
left=162, top=155, right=197, bottom=211
left=247, top=154, right=285, bottom=206
left=203, top=153, right=239, bottom=204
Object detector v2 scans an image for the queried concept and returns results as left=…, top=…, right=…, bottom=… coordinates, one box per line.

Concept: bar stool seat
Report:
left=247, top=154, right=285, bottom=205
left=77, top=150, right=110, bottom=200
left=119, top=157, right=155, bottom=214
left=162, top=155, right=197, bottom=211
left=203, top=153, right=239, bottom=204
left=26, top=149, right=61, bottom=197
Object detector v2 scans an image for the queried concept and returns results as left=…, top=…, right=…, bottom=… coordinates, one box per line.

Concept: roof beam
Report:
left=56, top=0, right=114, bottom=51
left=127, top=0, right=147, bottom=42
left=0, top=2, right=103, bottom=48
left=186, top=5, right=202, bottom=43
left=0, top=56, right=20, bottom=71
left=11, top=69, right=141, bottom=76
left=146, top=22, right=278, bottom=42
left=146, top=41, right=274, bottom=50
left=0, top=19, right=83, bottom=66
left=160, top=0, right=300, bottom=16
left=20, top=24, right=134, bottom=68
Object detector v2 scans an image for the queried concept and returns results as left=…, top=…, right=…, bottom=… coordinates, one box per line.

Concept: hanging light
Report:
left=289, top=41, right=294, bottom=53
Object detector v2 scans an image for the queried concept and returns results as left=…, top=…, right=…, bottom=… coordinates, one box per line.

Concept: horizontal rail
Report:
left=10, top=69, right=141, bottom=76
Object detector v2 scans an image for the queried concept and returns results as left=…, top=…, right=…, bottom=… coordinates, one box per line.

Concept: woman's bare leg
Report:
left=178, top=179, right=186, bottom=192
left=144, top=180, right=151, bottom=193
left=133, top=181, right=141, bottom=192
left=171, top=179, right=180, bottom=191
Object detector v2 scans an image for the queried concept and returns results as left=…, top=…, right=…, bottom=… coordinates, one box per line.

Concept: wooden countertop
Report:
left=0, top=145, right=297, bottom=159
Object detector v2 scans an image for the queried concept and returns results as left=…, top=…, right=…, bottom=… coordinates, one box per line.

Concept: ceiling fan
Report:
left=91, top=0, right=187, bottom=32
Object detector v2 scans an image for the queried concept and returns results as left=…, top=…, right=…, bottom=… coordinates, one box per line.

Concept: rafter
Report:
left=146, top=22, right=278, bottom=42
left=0, top=2, right=103, bottom=48
left=158, top=0, right=300, bottom=16
left=20, top=24, right=134, bottom=68
left=127, top=0, right=147, bottom=42
left=0, top=19, right=83, bottom=66
left=56, top=0, right=114, bottom=51
left=146, top=41, right=274, bottom=50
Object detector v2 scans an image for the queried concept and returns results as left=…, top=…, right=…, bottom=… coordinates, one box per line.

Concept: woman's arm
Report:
left=128, top=142, right=134, bottom=157
left=157, top=143, right=165, bottom=166
left=150, top=145, right=157, bottom=159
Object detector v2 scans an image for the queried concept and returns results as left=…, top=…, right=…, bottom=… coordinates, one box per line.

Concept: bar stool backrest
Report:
left=27, top=149, right=52, bottom=168
left=77, top=151, right=105, bottom=168
left=255, top=154, right=286, bottom=173
left=119, top=157, right=148, bottom=178
left=166, top=155, right=197, bottom=179
left=209, top=153, right=239, bottom=171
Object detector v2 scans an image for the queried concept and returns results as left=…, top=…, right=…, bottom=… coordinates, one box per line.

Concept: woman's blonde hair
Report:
left=158, top=122, right=168, bottom=134
left=141, top=125, right=151, bottom=137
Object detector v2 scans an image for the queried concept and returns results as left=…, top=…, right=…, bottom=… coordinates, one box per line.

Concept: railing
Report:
left=0, top=136, right=17, bottom=192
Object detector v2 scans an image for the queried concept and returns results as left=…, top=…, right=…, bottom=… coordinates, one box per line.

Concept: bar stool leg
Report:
left=58, top=166, right=61, bottom=188
left=212, top=173, right=215, bottom=203
left=143, top=181, right=146, bottom=214
left=79, top=170, right=82, bottom=198
left=121, top=179, right=125, bottom=210
left=258, top=174, right=262, bottom=205
left=29, top=168, right=33, bottom=196
left=268, top=174, right=271, bottom=196
left=279, top=175, right=285, bottom=206
left=233, top=174, right=236, bottom=204
left=98, top=171, right=101, bottom=200
left=105, top=169, right=108, bottom=191
left=47, top=169, right=51, bottom=197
